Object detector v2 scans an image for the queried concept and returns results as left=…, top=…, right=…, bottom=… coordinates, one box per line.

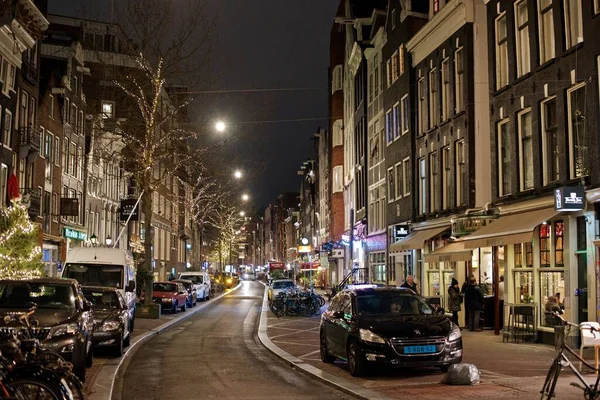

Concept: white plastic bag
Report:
left=440, top=363, right=480, bottom=385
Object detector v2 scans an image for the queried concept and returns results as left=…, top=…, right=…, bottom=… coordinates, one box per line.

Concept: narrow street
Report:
left=113, top=281, right=357, bottom=400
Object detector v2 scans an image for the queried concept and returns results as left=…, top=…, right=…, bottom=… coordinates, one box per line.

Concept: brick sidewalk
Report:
left=266, top=309, right=597, bottom=400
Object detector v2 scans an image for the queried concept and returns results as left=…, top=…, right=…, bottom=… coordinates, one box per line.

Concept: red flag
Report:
left=7, top=173, right=19, bottom=200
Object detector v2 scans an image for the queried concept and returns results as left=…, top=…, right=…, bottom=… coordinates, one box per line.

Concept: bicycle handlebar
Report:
left=552, top=311, right=600, bottom=337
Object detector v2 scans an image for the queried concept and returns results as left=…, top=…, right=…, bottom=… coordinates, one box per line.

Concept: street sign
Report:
left=64, top=227, right=87, bottom=241
left=120, top=199, right=139, bottom=221
left=555, top=186, right=585, bottom=211
left=393, top=224, right=410, bottom=241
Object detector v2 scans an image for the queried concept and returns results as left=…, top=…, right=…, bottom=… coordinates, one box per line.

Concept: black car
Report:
left=172, top=279, right=197, bottom=308
left=83, top=286, right=131, bottom=356
left=0, top=278, right=95, bottom=381
left=320, top=286, right=462, bottom=377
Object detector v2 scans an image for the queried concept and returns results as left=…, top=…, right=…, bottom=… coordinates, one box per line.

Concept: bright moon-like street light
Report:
left=240, top=211, right=246, bottom=216
left=242, top=194, right=249, bottom=201
left=215, top=121, right=226, bottom=132
left=234, top=170, right=243, bottom=179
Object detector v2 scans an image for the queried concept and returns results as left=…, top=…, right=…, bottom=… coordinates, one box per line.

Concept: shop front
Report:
left=42, top=235, right=63, bottom=277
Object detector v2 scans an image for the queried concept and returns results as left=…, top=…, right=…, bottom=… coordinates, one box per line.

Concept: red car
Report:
left=152, top=282, right=188, bottom=313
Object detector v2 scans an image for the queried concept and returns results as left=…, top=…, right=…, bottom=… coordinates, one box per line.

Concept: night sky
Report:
left=49, top=0, right=340, bottom=209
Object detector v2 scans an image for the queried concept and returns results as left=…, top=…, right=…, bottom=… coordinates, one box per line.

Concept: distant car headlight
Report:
left=447, top=323, right=461, bottom=342
left=51, top=323, right=78, bottom=337
left=359, top=328, right=386, bottom=344
left=99, top=321, right=120, bottom=332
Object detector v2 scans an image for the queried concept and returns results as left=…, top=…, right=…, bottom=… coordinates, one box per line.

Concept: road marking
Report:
left=272, top=340, right=319, bottom=347
left=298, top=350, right=321, bottom=359
left=270, top=328, right=320, bottom=339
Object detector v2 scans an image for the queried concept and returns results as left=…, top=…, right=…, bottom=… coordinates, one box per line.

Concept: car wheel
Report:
left=113, top=336, right=124, bottom=357
left=124, top=331, right=131, bottom=347
left=440, top=365, right=450, bottom=373
left=320, top=331, right=335, bottom=363
left=181, top=301, right=187, bottom=312
left=347, top=341, right=366, bottom=377
left=173, top=302, right=178, bottom=313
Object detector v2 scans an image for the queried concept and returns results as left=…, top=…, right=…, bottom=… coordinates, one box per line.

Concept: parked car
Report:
left=82, top=286, right=131, bottom=356
left=222, top=273, right=235, bottom=289
left=231, top=273, right=240, bottom=286
left=319, top=286, right=462, bottom=377
left=172, top=279, right=197, bottom=307
left=152, top=282, right=188, bottom=313
left=242, top=271, right=256, bottom=281
left=267, top=279, right=295, bottom=301
left=0, top=278, right=95, bottom=381
left=178, top=271, right=211, bottom=301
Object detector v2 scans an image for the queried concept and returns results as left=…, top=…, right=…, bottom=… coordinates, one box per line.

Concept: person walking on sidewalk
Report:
left=401, top=275, right=418, bottom=293
left=448, top=278, right=463, bottom=327
left=464, top=277, right=484, bottom=331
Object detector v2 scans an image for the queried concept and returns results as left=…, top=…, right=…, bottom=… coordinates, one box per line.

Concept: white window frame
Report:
left=518, top=108, right=534, bottom=191
left=595, top=0, right=600, bottom=15
left=8, top=64, right=15, bottom=92
left=391, top=8, right=396, bottom=30
left=332, top=165, right=343, bottom=193
left=332, top=65, right=343, bottom=93
left=538, top=0, right=555, bottom=64
left=541, top=96, right=558, bottom=185
left=386, top=109, right=393, bottom=144
left=514, top=0, right=531, bottom=77
left=54, top=136, right=60, bottom=166
left=2, top=109, right=11, bottom=148
left=454, top=47, right=464, bottom=113
left=399, top=44, right=405, bottom=75
left=442, top=146, right=451, bottom=209
left=429, top=68, right=437, bottom=127
left=392, top=51, right=399, bottom=82
left=395, top=161, right=402, bottom=200
left=400, top=94, right=409, bottom=135
left=567, top=82, right=587, bottom=179
left=403, top=157, right=411, bottom=196
left=101, top=100, right=115, bottom=119
left=419, top=157, right=427, bottom=215
left=429, top=151, right=438, bottom=213
left=386, top=59, right=392, bottom=87
left=441, top=58, right=450, bottom=120
left=49, top=94, right=54, bottom=119
left=393, top=102, right=400, bottom=140
left=497, top=119, right=511, bottom=196
left=387, top=167, right=395, bottom=203
left=332, top=119, right=343, bottom=147
left=455, top=140, right=465, bottom=206
left=495, top=12, right=509, bottom=89
left=418, top=76, right=427, bottom=133
left=563, top=0, right=583, bottom=49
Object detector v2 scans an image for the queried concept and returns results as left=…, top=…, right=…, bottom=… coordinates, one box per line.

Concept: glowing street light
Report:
left=215, top=121, right=226, bottom=132
left=234, top=170, right=243, bottom=179
left=239, top=211, right=246, bottom=217
left=242, top=194, right=249, bottom=201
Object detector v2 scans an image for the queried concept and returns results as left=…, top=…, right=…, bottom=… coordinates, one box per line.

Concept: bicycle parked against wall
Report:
left=540, top=312, right=600, bottom=399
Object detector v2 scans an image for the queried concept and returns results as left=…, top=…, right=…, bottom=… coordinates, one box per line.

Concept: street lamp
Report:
left=242, top=193, right=249, bottom=201
left=90, top=234, right=98, bottom=247
left=234, top=170, right=243, bottom=179
left=239, top=211, right=245, bottom=217
left=215, top=121, right=226, bottom=132
left=105, top=235, right=113, bottom=247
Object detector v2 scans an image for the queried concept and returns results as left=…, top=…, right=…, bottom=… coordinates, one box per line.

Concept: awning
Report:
left=389, top=226, right=449, bottom=252
left=423, top=241, right=473, bottom=263
left=464, top=207, right=559, bottom=249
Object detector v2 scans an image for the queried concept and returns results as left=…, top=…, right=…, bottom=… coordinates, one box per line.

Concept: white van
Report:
left=178, top=271, right=211, bottom=301
left=62, top=248, right=137, bottom=330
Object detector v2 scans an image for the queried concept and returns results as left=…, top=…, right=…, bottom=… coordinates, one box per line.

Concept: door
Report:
left=322, top=294, right=343, bottom=355
left=576, top=217, right=588, bottom=324
left=328, top=294, right=351, bottom=357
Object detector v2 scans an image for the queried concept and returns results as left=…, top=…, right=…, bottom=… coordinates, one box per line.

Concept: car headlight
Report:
left=100, top=321, right=121, bottom=332
left=359, top=328, right=386, bottom=344
left=448, top=323, right=461, bottom=342
left=161, top=298, right=172, bottom=302
left=51, top=323, right=78, bottom=337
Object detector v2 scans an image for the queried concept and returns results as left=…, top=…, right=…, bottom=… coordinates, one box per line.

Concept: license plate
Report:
left=403, top=345, right=436, bottom=354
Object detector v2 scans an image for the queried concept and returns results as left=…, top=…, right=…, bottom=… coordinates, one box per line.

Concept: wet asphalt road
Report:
left=114, top=281, right=357, bottom=400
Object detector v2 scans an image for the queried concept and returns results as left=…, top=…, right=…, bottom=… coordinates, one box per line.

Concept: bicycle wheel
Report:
left=540, top=358, right=562, bottom=400
left=6, top=378, right=71, bottom=400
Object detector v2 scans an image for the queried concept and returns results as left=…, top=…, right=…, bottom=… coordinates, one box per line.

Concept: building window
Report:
left=595, top=0, right=600, bottom=15
left=374, top=54, right=380, bottom=97
left=495, top=13, right=509, bottom=89
left=515, top=0, right=531, bottom=77
left=386, top=109, right=393, bottom=144
left=403, top=157, right=411, bottom=196
left=399, top=45, right=405, bottom=75
left=49, top=94, right=54, bottom=119
left=400, top=95, right=409, bottom=135
left=395, top=162, right=402, bottom=199
left=455, top=140, right=465, bottom=206
left=102, top=101, right=115, bottom=119
left=454, top=47, right=464, bottom=113
left=370, top=252, right=386, bottom=284
left=368, top=69, right=374, bottom=104
left=541, top=97, right=559, bottom=184
left=540, top=271, right=564, bottom=326
left=391, top=9, right=396, bottom=29
left=419, top=157, right=426, bottom=215
left=567, top=83, right=587, bottom=178
left=79, top=111, right=84, bottom=135
left=64, top=98, right=70, bottom=125
left=332, top=65, right=342, bottom=93
left=69, top=142, right=76, bottom=175
left=54, top=136, right=60, bottom=166
left=2, top=110, right=11, bottom=148
left=1, top=60, right=7, bottom=94
left=441, top=58, right=450, bottom=120
left=333, top=166, right=343, bottom=193
left=387, top=167, right=395, bottom=203
left=8, top=65, right=14, bottom=92
left=418, top=77, right=427, bottom=133
left=332, top=120, right=343, bottom=147
left=538, top=0, right=555, bottom=63
left=386, top=60, right=392, bottom=87
left=518, top=109, right=533, bottom=191
left=429, top=152, right=438, bottom=213
left=497, top=119, right=511, bottom=196
left=554, top=220, right=564, bottom=266
left=564, top=0, right=583, bottom=49
left=393, top=102, right=400, bottom=139
left=442, top=146, right=451, bottom=209
left=540, top=223, right=551, bottom=267
left=44, top=131, right=53, bottom=182
left=391, top=51, right=399, bottom=82
left=52, top=193, right=58, bottom=222
left=514, top=270, right=534, bottom=303
left=433, top=0, right=440, bottom=13
left=429, top=68, right=437, bottom=127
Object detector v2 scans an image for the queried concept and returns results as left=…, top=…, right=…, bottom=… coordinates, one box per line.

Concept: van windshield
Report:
left=179, top=275, right=203, bottom=284
left=64, top=264, right=124, bottom=289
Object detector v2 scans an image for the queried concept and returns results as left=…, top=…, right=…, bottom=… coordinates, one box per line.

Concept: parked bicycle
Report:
left=269, top=287, right=325, bottom=318
left=540, top=312, right=600, bottom=399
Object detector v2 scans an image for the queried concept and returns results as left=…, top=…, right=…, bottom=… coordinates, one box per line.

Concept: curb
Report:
left=89, top=284, right=241, bottom=400
left=256, top=282, right=393, bottom=400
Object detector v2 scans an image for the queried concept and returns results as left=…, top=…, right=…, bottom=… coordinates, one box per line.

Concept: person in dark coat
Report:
left=464, top=277, right=484, bottom=331
left=448, top=278, right=463, bottom=326
left=400, top=275, right=418, bottom=293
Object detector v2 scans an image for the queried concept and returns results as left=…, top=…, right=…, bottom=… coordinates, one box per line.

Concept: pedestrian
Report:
left=498, top=275, right=505, bottom=300
left=448, top=278, right=463, bottom=327
left=401, top=275, right=418, bottom=293
left=464, top=277, right=484, bottom=331
left=544, top=295, right=563, bottom=326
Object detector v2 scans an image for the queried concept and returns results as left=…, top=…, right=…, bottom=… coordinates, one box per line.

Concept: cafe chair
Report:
left=580, top=322, right=600, bottom=372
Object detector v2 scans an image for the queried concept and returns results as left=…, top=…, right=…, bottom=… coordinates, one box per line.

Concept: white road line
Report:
left=298, top=350, right=321, bottom=359
left=270, top=328, right=320, bottom=339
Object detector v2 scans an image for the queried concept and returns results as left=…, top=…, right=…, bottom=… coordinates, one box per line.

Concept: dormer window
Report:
left=102, top=101, right=114, bottom=119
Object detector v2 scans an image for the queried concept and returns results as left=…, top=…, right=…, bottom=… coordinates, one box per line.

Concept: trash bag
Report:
left=440, top=363, right=480, bottom=385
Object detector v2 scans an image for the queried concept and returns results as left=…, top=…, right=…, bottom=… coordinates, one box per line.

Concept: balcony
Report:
left=21, top=187, right=41, bottom=219
left=19, top=126, right=40, bottom=159
left=21, top=58, right=37, bottom=86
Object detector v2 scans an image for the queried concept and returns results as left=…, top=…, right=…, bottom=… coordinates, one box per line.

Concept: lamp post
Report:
left=234, top=170, right=243, bottom=179
left=105, top=235, right=113, bottom=247
left=90, top=234, right=98, bottom=247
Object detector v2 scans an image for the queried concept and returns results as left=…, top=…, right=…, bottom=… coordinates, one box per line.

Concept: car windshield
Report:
left=273, top=281, right=294, bottom=289
left=83, top=290, right=120, bottom=309
left=179, top=275, right=203, bottom=284
left=0, top=283, right=75, bottom=309
left=174, top=281, right=191, bottom=289
left=355, top=292, right=435, bottom=316
left=63, top=263, right=124, bottom=289
left=154, top=283, right=178, bottom=292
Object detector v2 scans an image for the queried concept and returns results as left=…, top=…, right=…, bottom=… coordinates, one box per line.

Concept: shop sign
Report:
left=393, top=224, right=410, bottom=241
left=331, top=249, right=344, bottom=258
left=60, top=198, right=79, bottom=217
left=64, top=227, right=87, bottom=241
left=555, top=186, right=585, bottom=211
left=120, top=198, right=139, bottom=221
left=298, top=245, right=312, bottom=253
left=452, top=215, right=498, bottom=238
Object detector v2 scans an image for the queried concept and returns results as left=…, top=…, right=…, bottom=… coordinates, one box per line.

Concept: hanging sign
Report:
left=555, top=186, right=584, bottom=211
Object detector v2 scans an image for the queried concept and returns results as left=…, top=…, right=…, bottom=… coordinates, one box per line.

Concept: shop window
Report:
left=540, top=271, right=564, bottom=327
left=370, top=252, right=386, bottom=283
left=514, top=242, right=533, bottom=267
left=554, top=221, right=564, bottom=267
left=539, top=223, right=551, bottom=267
left=514, top=271, right=534, bottom=303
